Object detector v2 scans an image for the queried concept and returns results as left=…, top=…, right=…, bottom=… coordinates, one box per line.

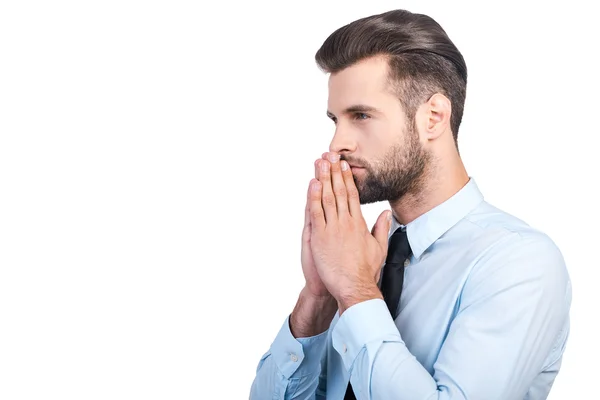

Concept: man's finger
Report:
left=372, top=210, right=393, bottom=250
left=314, top=158, right=319, bottom=180
left=304, top=177, right=312, bottom=230
left=318, top=159, right=337, bottom=224
left=341, top=160, right=362, bottom=218
left=309, top=178, right=325, bottom=230
left=326, top=153, right=349, bottom=217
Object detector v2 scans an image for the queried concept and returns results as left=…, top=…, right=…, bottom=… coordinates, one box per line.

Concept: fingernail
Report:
left=321, top=160, right=329, bottom=172
left=341, top=161, right=348, bottom=171
left=328, top=153, right=340, bottom=163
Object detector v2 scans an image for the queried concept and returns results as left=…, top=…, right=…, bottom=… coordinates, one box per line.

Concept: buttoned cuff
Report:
left=331, top=299, right=402, bottom=371
left=270, top=315, right=329, bottom=379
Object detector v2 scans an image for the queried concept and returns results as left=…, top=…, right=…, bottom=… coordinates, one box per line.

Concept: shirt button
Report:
left=342, top=344, right=347, bottom=353
left=290, top=353, right=298, bottom=362
left=404, top=259, right=410, bottom=267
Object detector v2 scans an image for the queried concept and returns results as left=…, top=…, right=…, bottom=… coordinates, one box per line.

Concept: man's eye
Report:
left=354, top=113, right=370, bottom=120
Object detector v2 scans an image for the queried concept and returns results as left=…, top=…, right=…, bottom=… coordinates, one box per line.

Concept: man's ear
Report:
left=416, top=93, right=452, bottom=141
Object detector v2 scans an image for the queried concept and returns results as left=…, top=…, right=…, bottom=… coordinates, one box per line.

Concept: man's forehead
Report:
left=326, top=58, right=393, bottom=113
left=328, top=57, right=389, bottom=91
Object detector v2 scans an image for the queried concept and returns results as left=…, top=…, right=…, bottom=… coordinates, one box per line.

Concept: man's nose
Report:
left=329, top=127, right=357, bottom=154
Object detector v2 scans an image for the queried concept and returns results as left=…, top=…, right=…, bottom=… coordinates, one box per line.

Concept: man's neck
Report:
left=390, top=159, right=469, bottom=225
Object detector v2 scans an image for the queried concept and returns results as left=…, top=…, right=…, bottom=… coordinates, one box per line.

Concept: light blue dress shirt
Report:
left=250, top=179, right=571, bottom=399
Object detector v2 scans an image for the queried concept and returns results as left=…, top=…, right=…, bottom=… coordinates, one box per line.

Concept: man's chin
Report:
left=357, top=188, right=382, bottom=205
left=357, top=180, right=396, bottom=204
left=358, top=197, right=380, bottom=205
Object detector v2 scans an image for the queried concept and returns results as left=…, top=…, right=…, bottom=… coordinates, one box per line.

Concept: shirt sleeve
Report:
left=249, top=314, right=330, bottom=400
left=331, top=232, right=572, bottom=400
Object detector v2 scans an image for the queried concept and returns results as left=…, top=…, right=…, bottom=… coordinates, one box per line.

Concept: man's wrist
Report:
left=289, top=287, right=337, bottom=338
left=337, top=282, right=383, bottom=315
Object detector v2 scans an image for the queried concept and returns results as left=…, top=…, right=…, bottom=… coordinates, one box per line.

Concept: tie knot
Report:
left=386, top=227, right=412, bottom=264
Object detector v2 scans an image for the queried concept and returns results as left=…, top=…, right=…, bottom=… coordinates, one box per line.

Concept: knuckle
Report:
left=322, top=194, right=336, bottom=207
left=347, top=187, right=359, bottom=200
left=334, top=186, right=347, bottom=197
left=310, top=209, right=323, bottom=220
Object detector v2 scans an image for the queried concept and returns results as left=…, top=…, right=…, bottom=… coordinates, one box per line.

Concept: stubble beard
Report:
left=346, top=124, right=431, bottom=205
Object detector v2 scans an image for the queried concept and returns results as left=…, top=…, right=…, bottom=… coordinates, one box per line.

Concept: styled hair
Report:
left=315, top=9, right=467, bottom=142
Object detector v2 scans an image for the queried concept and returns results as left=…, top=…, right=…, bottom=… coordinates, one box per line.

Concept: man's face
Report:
left=326, top=56, right=430, bottom=204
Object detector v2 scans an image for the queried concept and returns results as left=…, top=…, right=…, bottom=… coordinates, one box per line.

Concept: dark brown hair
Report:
left=315, top=9, right=467, bottom=142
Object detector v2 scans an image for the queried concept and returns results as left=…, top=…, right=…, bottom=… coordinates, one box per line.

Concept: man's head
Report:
left=315, top=10, right=467, bottom=204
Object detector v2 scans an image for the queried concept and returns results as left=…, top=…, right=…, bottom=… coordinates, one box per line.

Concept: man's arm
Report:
left=249, top=288, right=337, bottom=400
left=332, top=232, right=571, bottom=400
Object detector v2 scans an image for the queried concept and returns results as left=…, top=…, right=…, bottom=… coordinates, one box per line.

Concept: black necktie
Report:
left=381, top=227, right=411, bottom=319
left=344, top=227, right=412, bottom=399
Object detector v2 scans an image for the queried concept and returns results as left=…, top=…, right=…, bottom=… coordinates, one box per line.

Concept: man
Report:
left=249, top=9, right=571, bottom=400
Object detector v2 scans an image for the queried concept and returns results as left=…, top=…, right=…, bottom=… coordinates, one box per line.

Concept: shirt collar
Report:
left=390, top=178, right=484, bottom=260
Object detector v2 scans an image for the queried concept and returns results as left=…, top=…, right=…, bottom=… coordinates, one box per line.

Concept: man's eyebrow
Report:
left=327, top=105, right=379, bottom=119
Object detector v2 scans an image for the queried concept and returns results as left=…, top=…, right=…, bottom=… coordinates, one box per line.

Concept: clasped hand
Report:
left=305, top=152, right=392, bottom=312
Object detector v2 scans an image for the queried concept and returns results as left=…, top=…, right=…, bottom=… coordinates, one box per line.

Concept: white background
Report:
left=0, top=1, right=597, bottom=399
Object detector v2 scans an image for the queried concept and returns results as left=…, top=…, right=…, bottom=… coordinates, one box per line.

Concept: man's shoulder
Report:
left=463, top=200, right=533, bottom=234
left=458, top=200, right=555, bottom=243
left=456, top=201, right=568, bottom=285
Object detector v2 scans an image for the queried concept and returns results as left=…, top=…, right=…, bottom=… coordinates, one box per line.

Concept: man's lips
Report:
left=342, top=160, right=363, bottom=168
left=340, top=159, right=365, bottom=171
left=349, top=165, right=365, bottom=174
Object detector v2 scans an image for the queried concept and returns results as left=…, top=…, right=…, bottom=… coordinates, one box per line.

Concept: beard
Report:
left=342, top=122, right=431, bottom=205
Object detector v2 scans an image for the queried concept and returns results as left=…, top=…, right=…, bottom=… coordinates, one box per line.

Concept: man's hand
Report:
left=309, top=152, right=392, bottom=313
left=289, top=158, right=339, bottom=339
left=300, top=159, right=332, bottom=298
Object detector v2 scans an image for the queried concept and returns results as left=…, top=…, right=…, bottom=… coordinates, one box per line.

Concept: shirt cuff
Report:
left=270, top=315, right=329, bottom=379
left=332, top=299, right=402, bottom=371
